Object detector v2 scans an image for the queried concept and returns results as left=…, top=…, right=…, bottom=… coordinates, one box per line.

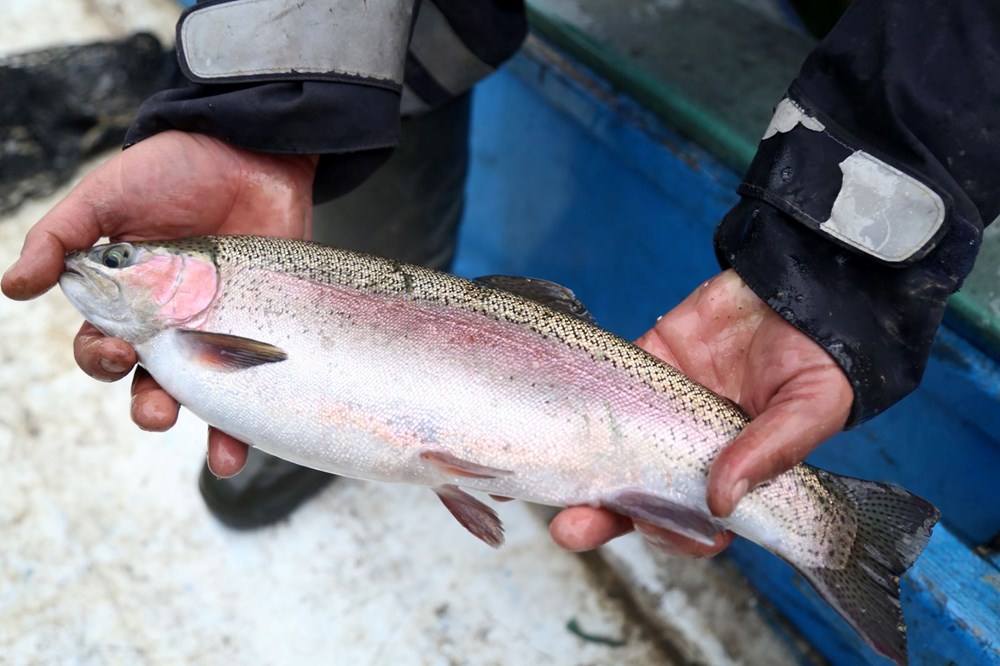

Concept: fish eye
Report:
left=100, top=245, right=133, bottom=269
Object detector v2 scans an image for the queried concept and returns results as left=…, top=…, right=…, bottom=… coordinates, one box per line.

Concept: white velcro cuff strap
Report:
left=177, top=0, right=414, bottom=88
left=762, top=98, right=825, bottom=140
left=821, top=151, right=946, bottom=263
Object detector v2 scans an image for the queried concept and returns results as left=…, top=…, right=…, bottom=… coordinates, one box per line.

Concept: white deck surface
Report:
left=1, top=190, right=677, bottom=664
left=0, top=3, right=670, bottom=663
left=0, top=2, right=803, bottom=664
left=0, top=188, right=675, bottom=664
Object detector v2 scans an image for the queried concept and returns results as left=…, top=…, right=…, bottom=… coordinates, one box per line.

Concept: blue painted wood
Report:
left=803, top=327, right=1000, bottom=546
left=904, top=529, right=1000, bottom=665
left=454, top=42, right=741, bottom=342
left=729, top=527, right=1000, bottom=665
left=455, top=40, right=1000, bottom=666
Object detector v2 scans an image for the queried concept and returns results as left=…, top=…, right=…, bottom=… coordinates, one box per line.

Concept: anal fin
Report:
left=179, top=329, right=288, bottom=370
left=433, top=485, right=505, bottom=548
left=603, top=490, right=720, bottom=546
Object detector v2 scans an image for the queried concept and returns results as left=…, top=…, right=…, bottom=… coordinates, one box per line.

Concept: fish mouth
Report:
left=59, top=261, right=126, bottom=318
left=62, top=262, right=115, bottom=288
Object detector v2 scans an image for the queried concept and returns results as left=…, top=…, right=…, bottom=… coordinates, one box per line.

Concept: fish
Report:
left=58, top=235, right=938, bottom=664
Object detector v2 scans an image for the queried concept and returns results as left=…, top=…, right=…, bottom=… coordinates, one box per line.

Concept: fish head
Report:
left=59, top=240, right=219, bottom=344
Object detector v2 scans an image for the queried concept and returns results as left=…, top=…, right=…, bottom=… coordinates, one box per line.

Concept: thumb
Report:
left=2, top=160, right=120, bottom=300
left=706, top=373, right=853, bottom=518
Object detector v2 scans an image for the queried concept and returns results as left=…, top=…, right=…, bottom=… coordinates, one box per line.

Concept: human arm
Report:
left=553, top=0, right=1000, bottom=555
left=3, top=0, right=527, bottom=475
left=550, top=270, right=852, bottom=556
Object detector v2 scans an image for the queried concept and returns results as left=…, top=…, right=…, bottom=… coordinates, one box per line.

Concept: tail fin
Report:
left=798, top=471, right=940, bottom=665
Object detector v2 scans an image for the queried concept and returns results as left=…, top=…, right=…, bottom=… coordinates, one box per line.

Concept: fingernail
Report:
left=205, top=452, right=223, bottom=480
left=641, top=533, right=679, bottom=555
left=99, top=357, right=129, bottom=375
left=206, top=438, right=242, bottom=479
left=729, top=478, right=749, bottom=512
left=205, top=450, right=237, bottom=479
left=635, top=524, right=687, bottom=557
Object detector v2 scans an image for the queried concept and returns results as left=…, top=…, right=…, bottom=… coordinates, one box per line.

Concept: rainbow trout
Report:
left=59, top=236, right=938, bottom=664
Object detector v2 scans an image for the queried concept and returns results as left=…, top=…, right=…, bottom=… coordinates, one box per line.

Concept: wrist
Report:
left=715, top=199, right=960, bottom=427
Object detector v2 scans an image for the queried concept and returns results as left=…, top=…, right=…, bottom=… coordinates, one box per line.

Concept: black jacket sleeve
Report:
left=124, top=0, right=526, bottom=202
left=715, top=0, right=1000, bottom=426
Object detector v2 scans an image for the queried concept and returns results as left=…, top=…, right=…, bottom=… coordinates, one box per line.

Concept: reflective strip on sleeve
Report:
left=822, top=152, right=946, bottom=263
left=761, top=97, right=825, bottom=140
left=738, top=96, right=950, bottom=265
left=177, top=0, right=414, bottom=88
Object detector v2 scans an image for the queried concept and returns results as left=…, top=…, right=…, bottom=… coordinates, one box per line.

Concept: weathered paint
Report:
left=730, top=527, right=1000, bottom=664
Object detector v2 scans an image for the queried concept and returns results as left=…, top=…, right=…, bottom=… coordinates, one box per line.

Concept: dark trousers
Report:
left=311, top=92, right=471, bottom=271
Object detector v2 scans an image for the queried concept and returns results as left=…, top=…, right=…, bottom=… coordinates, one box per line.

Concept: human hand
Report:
left=2, top=130, right=318, bottom=475
left=549, top=269, right=853, bottom=557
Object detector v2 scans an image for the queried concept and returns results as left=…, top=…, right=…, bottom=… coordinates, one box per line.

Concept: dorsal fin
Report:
left=474, top=275, right=594, bottom=323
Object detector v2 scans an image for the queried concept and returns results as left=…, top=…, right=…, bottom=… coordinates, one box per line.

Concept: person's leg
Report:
left=310, top=94, right=470, bottom=269
left=199, top=93, right=472, bottom=528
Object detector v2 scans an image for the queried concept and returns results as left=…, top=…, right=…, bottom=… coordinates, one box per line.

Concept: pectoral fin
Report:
left=420, top=450, right=513, bottom=479
left=603, top=490, right=721, bottom=546
left=179, top=329, right=288, bottom=370
left=434, top=485, right=505, bottom=548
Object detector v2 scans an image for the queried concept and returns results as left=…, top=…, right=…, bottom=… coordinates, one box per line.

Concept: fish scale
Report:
left=58, top=235, right=940, bottom=665
left=212, top=236, right=738, bottom=413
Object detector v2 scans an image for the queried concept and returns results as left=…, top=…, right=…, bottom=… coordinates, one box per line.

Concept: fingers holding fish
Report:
left=707, top=374, right=852, bottom=518
left=548, top=506, right=633, bottom=552
left=2, top=131, right=317, bottom=303
left=548, top=507, right=733, bottom=558
left=128, top=364, right=248, bottom=475
left=74, top=322, right=137, bottom=382
left=206, top=428, right=249, bottom=478
left=1, top=137, right=151, bottom=301
left=706, top=314, right=853, bottom=518
left=130, top=368, right=180, bottom=432
left=634, top=521, right=734, bottom=559
left=630, top=271, right=852, bottom=524
left=1, top=171, right=112, bottom=301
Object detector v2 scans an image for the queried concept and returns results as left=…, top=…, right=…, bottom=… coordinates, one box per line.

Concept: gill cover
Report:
left=61, top=242, right=220, bottom=343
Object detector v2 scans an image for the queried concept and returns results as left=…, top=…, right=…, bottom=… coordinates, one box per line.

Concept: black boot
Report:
left=199, top=93, right=472, bottom=528
left=199, top=448, right=338, bottom=529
